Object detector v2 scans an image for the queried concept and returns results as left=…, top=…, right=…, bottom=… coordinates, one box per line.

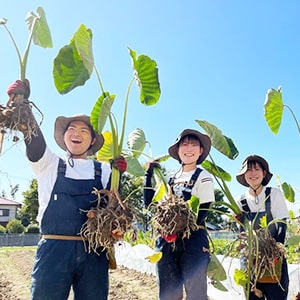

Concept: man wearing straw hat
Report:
left=6, top=80, right=126, bottom=300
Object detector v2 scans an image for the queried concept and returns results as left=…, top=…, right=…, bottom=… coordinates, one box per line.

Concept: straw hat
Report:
left=54, top=114, right=104, bottom=156
left=168, top=129, right=211, bottom=164
left=236, top=154, right=273, bottom=187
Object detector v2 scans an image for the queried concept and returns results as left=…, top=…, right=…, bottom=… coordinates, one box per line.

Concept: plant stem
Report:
left=285, top=104, right=300, bottom=135
left=21, top=16, right=38, bottom=80
left=208, top=154, right=240, bottom=213
left=94, top=65, right=105, bottom=94
left=118, top=77, right=134, bottom=153
left=2, top=24, right=22, bottom=77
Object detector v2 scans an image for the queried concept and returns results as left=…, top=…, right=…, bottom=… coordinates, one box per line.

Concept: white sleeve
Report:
left=270, top=188, right=289, bottom=220
left=29, top=147, right=59, bottom=224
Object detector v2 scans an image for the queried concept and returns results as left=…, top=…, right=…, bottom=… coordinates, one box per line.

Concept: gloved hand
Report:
left=161, top=233, right=177, bottom=243
left=145, top=160, right=161, bottom=177
left=7, top=79, right=30, bottom=99
left=234, top=212, right=245, bottom=224
left=111, top=155, right=127, bottom=172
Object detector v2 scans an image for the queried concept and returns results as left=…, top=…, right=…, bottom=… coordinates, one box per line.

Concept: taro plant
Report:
left=52, top=24, right=161, bottom=259
left=264, top=86, right=300, bottom=136
left=53, top=24, right=160, bottom=188
left=264, top=86, right=300, bottom=299
left=0, top=7, right=52, bottom=153
left=264, top=86, right=297, bottom=203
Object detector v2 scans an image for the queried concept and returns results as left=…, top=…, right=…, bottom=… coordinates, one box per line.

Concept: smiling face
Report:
left=244, top=161, right=266, bottom=189
left=63, top=120, right=96, bottom=158
left=178, top=135, right=203, bottom=169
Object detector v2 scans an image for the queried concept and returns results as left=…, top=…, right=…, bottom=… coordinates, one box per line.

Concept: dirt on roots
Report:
left=0, top=248, right=158, bottom=300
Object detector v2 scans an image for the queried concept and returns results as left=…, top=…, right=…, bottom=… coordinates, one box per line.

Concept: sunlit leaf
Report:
left=234, top=268, right=247, bottom=287
left=264, top=87, right=284, bottom=135
left=26, top=7, right=52, bottom=48
left=145, top=251, right=162, bottom=263
left=281, top=182, right=295, bottom=203
left=152, top=183, right=165, bottom=202
left=202, top=160, right=231, bottom=181
left=156, top=154, right=170, bottom=163
left=91, top=93, right=115, bottom=134
left=72, top=24, right=94, bottom=75
left=53, top=24, right=93, bottom=94
left=195, top=120, right=239, bottom=160
left=207, top=253, right=227, bottom=281
left=129, top=48, right=161, bottom=106
left=259, top=215, right=268, bottom=228
left=127, top=128, right=146, bottom=158
left=97, top=131, right=113, bottom=162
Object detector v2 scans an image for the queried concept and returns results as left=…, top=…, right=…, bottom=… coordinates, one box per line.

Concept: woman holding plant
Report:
left=235, top=154, right=289, bottom=300
left=6, top=80, right=126, bottom=300
left=144, top=129, right=215, bottom=300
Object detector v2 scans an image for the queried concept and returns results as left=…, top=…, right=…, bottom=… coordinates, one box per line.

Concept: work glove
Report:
left=111, top=155, right=127, bottom=173
left=161, top=233, right=177, bottom=243
left=7, top=79, right=30, bottom=99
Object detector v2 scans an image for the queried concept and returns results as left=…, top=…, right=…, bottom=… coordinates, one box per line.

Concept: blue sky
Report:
left=0, top=1, right=299, bottom=214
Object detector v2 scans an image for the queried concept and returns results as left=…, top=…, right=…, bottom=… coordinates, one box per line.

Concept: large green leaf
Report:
left=152, top=183, right=166, bottom=202
left=207, top=253, right=227, bottom=282
left=195, top=120, right=239, bottom=160
left=127, top=128, right=146, bottom=158
left=96, top=131, right=113, bottom=162
left=125, top=156, right=145, bottom=176
left=210, top=280, right=228, bottom=292
left=201, top=160, right=231, bottom=181
left=129, top=48, right=161, bottom=106
left=53, top=24, right=94, bottom=94
left=26, top=7, right=52, bottom=48
left=91, top=92, right=115, bottom=134
left=264, top=87, right=284, bottom=135
left=281, top=182, right=295, bottom=203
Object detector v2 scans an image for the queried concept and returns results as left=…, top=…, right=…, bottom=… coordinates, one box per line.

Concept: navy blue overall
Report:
left=241, top=187, right=289, bottom=300
left=31, top=159, right=109, bottom=300
left=156, top=168, right=210, bottom=300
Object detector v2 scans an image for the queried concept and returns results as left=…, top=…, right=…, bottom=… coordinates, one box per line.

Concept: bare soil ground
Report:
left=0, top=247, right=158, bottom=300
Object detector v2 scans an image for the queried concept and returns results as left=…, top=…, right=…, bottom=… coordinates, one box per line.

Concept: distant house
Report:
left=0, top=197, right=22, bottom=227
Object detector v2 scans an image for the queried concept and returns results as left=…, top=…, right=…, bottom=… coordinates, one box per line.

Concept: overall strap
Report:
left=57, top=158, right=66, bottom=175
left=93, top=160, right=102, bottom=179
left=190, top=168, right=202, bottom=185
left=182, top=168, right=202, bottom=200
left=240, top=195, right=250, bottom=212
left=264, top=187, right=273, bottom=222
